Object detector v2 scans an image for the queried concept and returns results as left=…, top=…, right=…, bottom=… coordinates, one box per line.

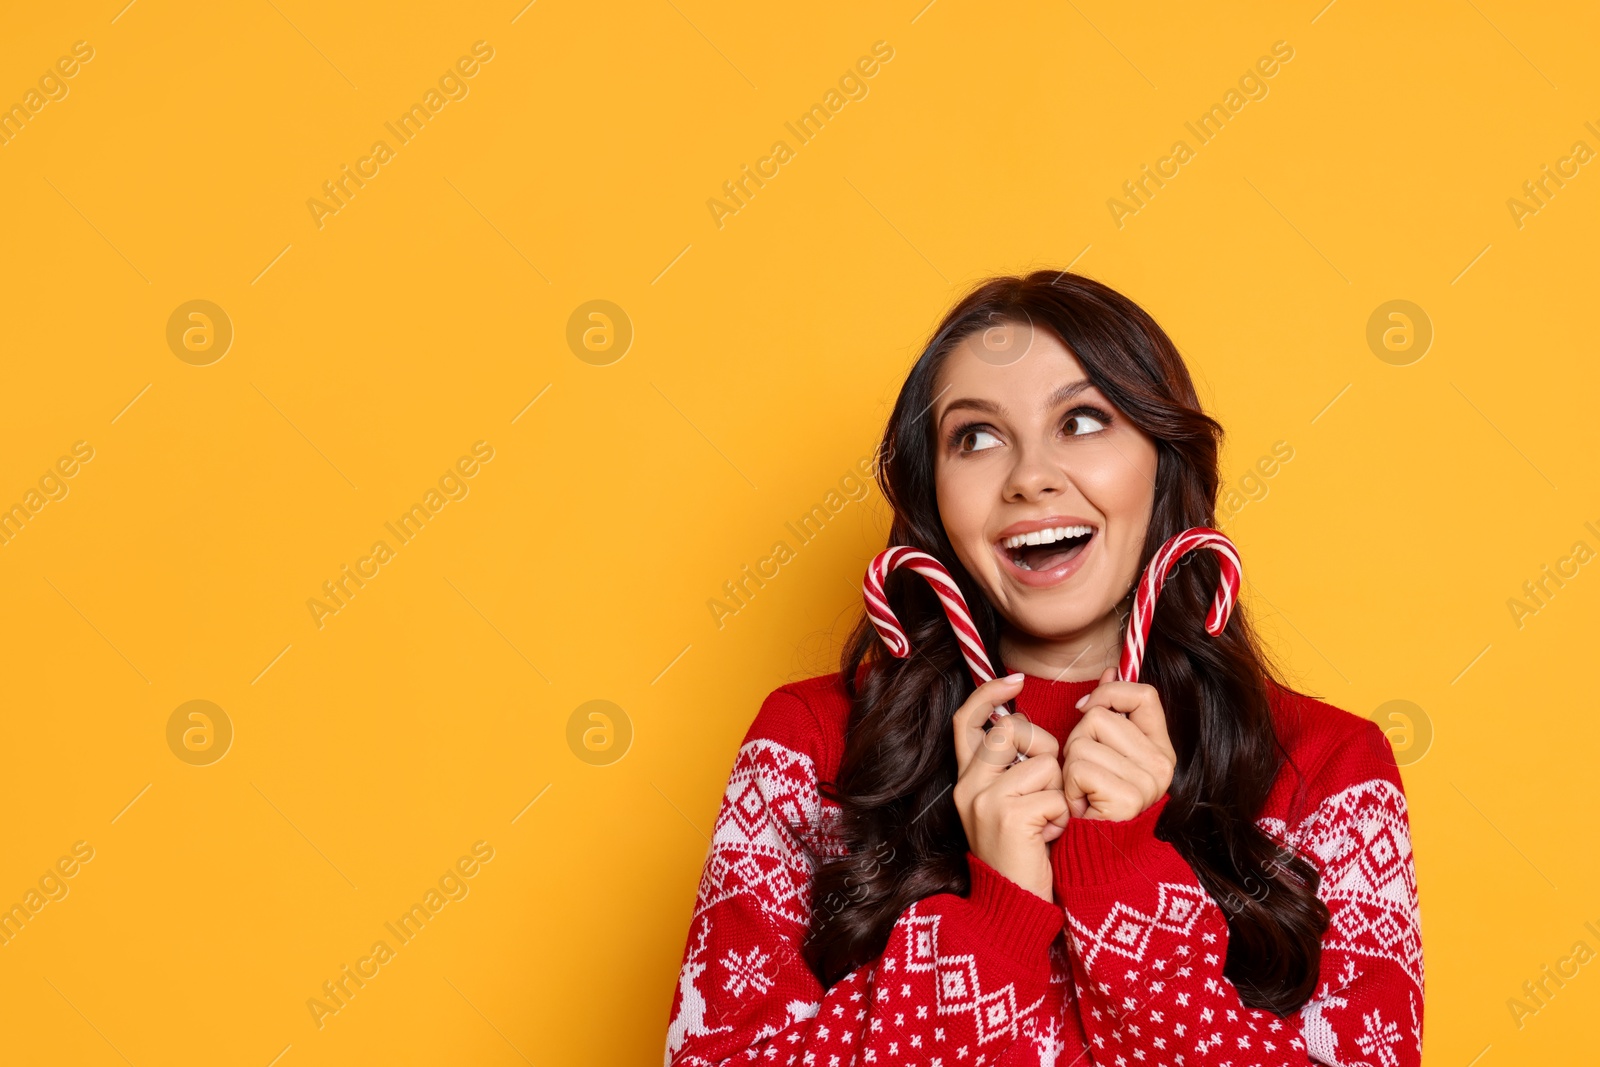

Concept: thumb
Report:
left=1100, top=666, right=1116, bottom=685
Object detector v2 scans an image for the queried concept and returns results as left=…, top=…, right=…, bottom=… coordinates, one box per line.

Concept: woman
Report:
left=663, top=271, right=1423, bottom=1065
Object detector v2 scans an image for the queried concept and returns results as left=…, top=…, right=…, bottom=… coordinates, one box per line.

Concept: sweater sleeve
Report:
left=1049, top=718, right=1424, bottom=1066
left=663, top=684, right=1067, bottom=1067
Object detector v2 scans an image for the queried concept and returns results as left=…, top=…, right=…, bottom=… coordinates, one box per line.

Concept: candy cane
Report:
left=862, top=527, right=1242, bottom=739
left=864, top=546, right=999, bottom=683
left=862, top=547, right=1018, bottom=756
left=1117, top=527, right=1241, bottom=683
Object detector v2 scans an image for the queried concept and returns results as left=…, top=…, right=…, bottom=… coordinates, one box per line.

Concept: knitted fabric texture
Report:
left=663, top=667, right=1424, bottom=1067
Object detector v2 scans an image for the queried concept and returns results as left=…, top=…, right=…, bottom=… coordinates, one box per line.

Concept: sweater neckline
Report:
left=1001, top=665, right=1102, bottom=741
left=1002, top=664, right=1105, bottom=691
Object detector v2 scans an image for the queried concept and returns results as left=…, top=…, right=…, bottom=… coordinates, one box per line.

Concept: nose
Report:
left=1003, top=439, right=1066, bottom=502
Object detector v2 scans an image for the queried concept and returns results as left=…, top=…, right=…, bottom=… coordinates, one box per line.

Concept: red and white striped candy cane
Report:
left=862, top=527, right=1242, bottom=736
left=864, top=547, right=998, bottom=683
left=1118, top=527, right=1241, bottom=683
left=862, top=546, right=1014, bottom=732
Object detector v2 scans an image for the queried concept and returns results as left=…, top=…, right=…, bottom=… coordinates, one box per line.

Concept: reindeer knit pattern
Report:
left=662, top=667, right=1424, bottom=1067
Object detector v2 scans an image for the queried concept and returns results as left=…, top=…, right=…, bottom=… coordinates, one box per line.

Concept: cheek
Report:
left=934, top=461, right=993, bottom=563
left=1078, top=441, right=1156, bottom=546
left=1080, top=441, right=1154, bottom=509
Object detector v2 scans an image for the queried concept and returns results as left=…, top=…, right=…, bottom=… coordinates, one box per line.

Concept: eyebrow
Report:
left=935, top=378, right=1096, bottom=424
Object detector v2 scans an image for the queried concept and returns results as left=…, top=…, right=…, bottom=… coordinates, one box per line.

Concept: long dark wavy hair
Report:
left=798, top=270, right=1330, bottom=1015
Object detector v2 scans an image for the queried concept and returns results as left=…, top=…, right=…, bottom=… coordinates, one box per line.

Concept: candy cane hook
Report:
left=1117, top=527, right=1241, bottom=683
left=862, top=526, right=1242, bottom=740
left=862, top=547, right=1016, bottom=763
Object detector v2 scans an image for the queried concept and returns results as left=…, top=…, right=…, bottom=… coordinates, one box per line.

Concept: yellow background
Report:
left=1, top=1, right=1595, bottom=1063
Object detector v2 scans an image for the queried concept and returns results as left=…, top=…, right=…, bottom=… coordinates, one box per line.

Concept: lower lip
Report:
left=993, top=532, right=1095, bottom=588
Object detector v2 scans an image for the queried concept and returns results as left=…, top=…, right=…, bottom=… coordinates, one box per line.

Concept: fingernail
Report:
left=1075, top=694, right=1088, bottom=708
left=1004, top=672, right=1025, bottom=682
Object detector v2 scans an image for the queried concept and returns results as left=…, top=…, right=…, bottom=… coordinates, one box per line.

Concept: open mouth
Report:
left=998, top=524, right=1095, bottom=572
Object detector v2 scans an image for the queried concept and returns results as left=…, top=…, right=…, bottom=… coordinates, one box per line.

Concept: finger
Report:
left=990, top=742, right=1064, bottom=796
left=1069, top=669, right=1118, bottom=716
left=1072, top=666, right=1115, bottom=700
left=1063, top=755, right=1143, bottom=819
left=970, top=713, right=1026, bottom=772
left=1003, top=714, right=1060, bottom=763
left=1063, top=735, right=1161, bottom=799
left=1067, top=705, right=1169, bottom=770
left=988, top=788, right=1069, bottom=839
left=974, top=711, right=1064, bottom=773
left=1074, top=678, right=1146, bottom=715
left=952, top=674, right=1026, bottom=777
left=1075, top=681, right=1175, bottom=760
left=1034, top=784, right=1071, bottom=837
left=1013, top=787, right=1070, bottom=832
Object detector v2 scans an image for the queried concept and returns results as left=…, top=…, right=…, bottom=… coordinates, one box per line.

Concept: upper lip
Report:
left=993, top=515, right=1098, bottom=544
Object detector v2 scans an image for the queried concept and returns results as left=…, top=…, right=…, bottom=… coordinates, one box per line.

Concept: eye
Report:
left=1063, top=407, right=1111, bottom=436
left=949, top=423, right=1002, bottom=454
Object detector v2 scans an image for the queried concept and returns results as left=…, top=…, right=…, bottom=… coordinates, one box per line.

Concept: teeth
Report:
left=1000, top=525, right=1093, bottom=550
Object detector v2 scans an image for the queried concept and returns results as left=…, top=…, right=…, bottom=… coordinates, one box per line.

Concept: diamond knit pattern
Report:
left=663, top=671, right=1424, bottom=1067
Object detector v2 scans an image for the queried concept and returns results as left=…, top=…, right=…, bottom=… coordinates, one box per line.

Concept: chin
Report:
left=1002, top=600, right=1109, bottom=641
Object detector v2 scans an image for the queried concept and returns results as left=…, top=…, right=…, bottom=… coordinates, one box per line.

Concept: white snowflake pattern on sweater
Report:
left=663, top=679, right=1425, bottom=1066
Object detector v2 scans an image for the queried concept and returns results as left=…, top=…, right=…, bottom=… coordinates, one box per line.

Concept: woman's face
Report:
left=931, top=320, right=1159, bottom=647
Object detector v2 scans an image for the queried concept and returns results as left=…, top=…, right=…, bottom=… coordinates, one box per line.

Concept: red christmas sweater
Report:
left=663, top=666, right=1424, bottom=1067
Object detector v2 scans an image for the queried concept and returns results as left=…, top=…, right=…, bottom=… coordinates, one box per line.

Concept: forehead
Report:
left=932, top=324, right=1092, bottom=414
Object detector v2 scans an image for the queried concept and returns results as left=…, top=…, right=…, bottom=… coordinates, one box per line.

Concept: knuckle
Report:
left=978, top=737, right=1011, bottom=760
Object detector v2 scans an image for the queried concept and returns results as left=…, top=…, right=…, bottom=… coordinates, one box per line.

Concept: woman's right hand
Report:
left=951, top=673, right=1068, bottom=901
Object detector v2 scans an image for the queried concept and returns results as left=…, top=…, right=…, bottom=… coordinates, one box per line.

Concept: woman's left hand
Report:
left=1062, top=667, right=1177, bottom=821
